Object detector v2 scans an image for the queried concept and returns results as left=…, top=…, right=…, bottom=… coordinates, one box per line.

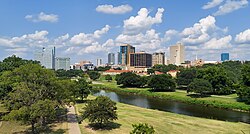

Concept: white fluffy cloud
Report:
left=214, top=0, right=248, bottom=16
left=25, top=12, right=59, bottom=23
left=96, top=4, right=132, bottom=14
left=123, top=8, right=164, bottom=35
left=116, top=29, right=161, bottom=51
left=203, top=0, right=224, bottom=9
left=235, top=29, right=250, bottom=43
left=203, top=35, right=232, bottom=49
left=181, top=15, right=218, bottom=45
left=70, top=25, right=110, bottom=45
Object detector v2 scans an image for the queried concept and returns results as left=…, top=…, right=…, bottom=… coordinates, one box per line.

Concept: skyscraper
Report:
left=34, top=47, right=56, bottom=69
left=108, top=53, right=115, bottom=65
left=130, top=52, right=152, bottom=68
left=55, top=57, right=70, bottom=70
left=169, top=43, right=185, bottom=65
left=152, top=52, right=165, bottom=66
left=221, top=53, right=229, bottom=61
left=96, top=58, right=102, bottom=67
left=118, top=44, right=135, bottom=66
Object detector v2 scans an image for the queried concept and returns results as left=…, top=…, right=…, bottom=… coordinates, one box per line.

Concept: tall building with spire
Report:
left=169, top=43, right=185, bottom=65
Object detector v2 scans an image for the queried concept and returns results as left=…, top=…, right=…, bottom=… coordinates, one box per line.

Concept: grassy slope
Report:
left=92, top=80, right=250, bottom=111
left=75, top=97, right=250, bottom=134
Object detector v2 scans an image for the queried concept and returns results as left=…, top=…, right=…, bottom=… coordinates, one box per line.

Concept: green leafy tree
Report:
left=197, top=66, right=233, bottom=95
left=130, top=123, right=155, bottom=134
left=117, top=72, right=146, bottom=87
left=152, top=64, right=177, bottom=73
left=177, top=68, right=197, bottom=86
left=82, top=96, right=118, bottom=128
left=148, top=74, right=176, bottom=92
left=236, top=64, right=250, bottom=103
left=2, top=64, right=70, bottom=133
left=188, top=79, right=213, bottom=96
left=105, top=74, right=113, bottom=82
left=76, top=78, right=91, bottom=101
left=88, top=71, right=101, bottom=80
left=5, top=99, right=57, bottom=133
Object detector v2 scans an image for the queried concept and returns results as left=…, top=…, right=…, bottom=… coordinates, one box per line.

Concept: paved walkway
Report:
left=67, top=106, right=81, bottom=134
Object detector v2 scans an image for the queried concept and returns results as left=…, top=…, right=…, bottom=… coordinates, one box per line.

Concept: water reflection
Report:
left=94, top=90, right=250, bottom=124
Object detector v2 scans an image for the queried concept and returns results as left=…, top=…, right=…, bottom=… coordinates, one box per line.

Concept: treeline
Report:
left=0, top=55, right=91, bottom=133
left=113, top=61, right=250, bottom=104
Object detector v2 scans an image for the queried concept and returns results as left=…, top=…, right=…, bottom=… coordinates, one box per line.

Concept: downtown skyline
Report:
left=0, top=0, right=250, bottom=64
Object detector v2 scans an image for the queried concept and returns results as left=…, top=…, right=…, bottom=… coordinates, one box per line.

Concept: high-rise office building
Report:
left=221, top=53, right=229, bottom=62
left=169, top=43, right=185, bottom=65
left=96, top=58, right=102, bottom=67
left=55, top=57, right=70, bottom=70
left=152, top=52, right=165, bottom=66
left=130, top=52, right=152, bottom=68
left=34, top=47, right=56, bottom=69
left=118, top=44, right=135, bottom=66
left=108, top=53, right=115, bottom=65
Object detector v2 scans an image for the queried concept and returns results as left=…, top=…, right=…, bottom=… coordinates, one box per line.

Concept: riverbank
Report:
left=91, top=82, right=250, bottom=112
left=75, top=96, right=250, bottom=134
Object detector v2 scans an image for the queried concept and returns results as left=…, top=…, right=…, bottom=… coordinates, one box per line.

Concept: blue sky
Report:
left=0, top=0, right=249, bottom=64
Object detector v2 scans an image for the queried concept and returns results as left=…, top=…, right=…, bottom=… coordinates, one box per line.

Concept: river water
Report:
left=93, top=90, right=250, bottom=124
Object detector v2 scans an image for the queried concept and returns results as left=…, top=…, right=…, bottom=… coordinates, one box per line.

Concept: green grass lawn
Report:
left=75, top=96, right=250, bottom=134
left=92, top=79, right=250, bottom=111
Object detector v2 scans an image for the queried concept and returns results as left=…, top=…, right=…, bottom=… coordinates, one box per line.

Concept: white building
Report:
left=108, top=53, right=115, bottom=65
left=34, top=47, right=55, bottom=69
left=152, top=52, right=165, bottom=66
left=169, top=43, right=185, bottom=65
left=55, top=57, right=70, bottom=70
left=96, top=58, right=102, bottom=67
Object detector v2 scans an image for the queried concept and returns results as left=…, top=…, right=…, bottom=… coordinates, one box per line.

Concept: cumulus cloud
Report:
left=96, top=4, right=132, bottom=14
left=116, top=29, right=161, bottom=51
left=235, top=29, right=250, bottom=43
left=202, top=0, right=224, bottom=9
left=202, top=35, right=232, bottom=49
left=123, top=8, right=164, bottom=35
left=70, top=25, right=110, bottom=45
left=25, top=12, right=59, bottom=23
left=214, top=0, right=248, bottom=16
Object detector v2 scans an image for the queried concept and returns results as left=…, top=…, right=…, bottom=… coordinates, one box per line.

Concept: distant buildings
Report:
left=152, top=52, right=165, bottom=66
left=96, top=58, right=102, bottom=67
left=34, top=47, right=56, bottom=69
left=70, top=60, right=94, bottom=71
left=34, top=47, right=71, bottom=70
left=221, top=53, right=229, bottom=62
left=169, top=43, right=185, bottom=65
left=130, top=52, right=152, bottom=68
left=118, top=44, right=135, bottom=66
left=55, top=57, right=70, bottom=70
left=108, top=53, right=115, bottom=65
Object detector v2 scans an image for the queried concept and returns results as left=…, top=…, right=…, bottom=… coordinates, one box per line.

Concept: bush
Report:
left=105, top=74, right=112, bottom=82
left=82, top=96, right=118, bottom=128
left=130, top=123, right=155, bottom=134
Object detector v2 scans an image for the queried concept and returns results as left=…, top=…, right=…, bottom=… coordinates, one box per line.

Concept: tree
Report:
left=88, top=71, right=101, bottom=80
left=130, top=123, right=155, bottom=134
left=148, top=74, right=176, bottom=92
left=116, top=72, right=146, bottom=88
left=197, top=66, right=233, bottom=95
left=152, top=64, right=177, bottom=73
left=5, top=99, right=57, bottom=133
left=105, top=74, right=113, bottom=82
left=177, top=68, right=197, bottom=86
left=76, top=78, right=91, bottom=101
left=187, top=79, right=213, bottom=96
left=236, top=64, right=250, bottom=103
left=82, top=96, right=117, bottom=128
left=2, top=64, right=70, bottom=133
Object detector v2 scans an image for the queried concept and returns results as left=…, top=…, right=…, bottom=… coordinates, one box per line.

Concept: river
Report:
left=93, top=90, right=250, bottom=124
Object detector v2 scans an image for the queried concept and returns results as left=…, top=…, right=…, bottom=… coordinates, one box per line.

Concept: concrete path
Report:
left=67, top=106, right=81, bottom=134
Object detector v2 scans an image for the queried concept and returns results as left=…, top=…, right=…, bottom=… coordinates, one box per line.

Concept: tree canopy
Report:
left=148, top=74, right=176, bottom=92
left=188, top=79, right=213, bottom=96
left=88, top=71, right=101, bottom=80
